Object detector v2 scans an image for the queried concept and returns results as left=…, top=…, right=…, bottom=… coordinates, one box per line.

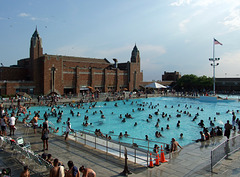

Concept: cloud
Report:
left=18, top=13, right=30, bottom=17
left=18, top=12, right=48, bottom=22
left=170, top=0, right=191, bottom=6
left=222, top=8, right=240, bottom=31
left=179, top=19, right=190, bottom=32
left=192, top=0, right=216, bottom=7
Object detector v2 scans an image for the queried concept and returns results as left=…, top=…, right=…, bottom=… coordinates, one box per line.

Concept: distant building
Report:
left=0, top=28, right=143, bottom=95
left=162, top=71, right=181, bottom=81
left=216, top=78, right=240, bottom=93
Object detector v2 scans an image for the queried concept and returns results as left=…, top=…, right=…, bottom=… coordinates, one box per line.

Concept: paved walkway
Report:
left=1, top=122, right=240, bottom=176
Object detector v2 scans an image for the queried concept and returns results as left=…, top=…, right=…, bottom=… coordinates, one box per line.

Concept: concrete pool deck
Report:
left=1, top=122, right=240, bottom=177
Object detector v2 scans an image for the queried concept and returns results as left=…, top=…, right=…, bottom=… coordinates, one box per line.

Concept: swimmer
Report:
left=177, top=120, right=180, bottom=127
left=119, top=132, right=123, bottom=138
left=134, top=122, right=137, bottom=126
left=124, top=131, right=129, bottom=137
left=180, top=133, right=183, bottom=139
left=166, top=124, right=170, bottom=129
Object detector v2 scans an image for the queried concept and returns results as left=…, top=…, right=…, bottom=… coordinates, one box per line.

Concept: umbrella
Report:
left=16, top=92, right=32, bottom=99
left=47, top=92, right=59, bottom=96
left=145, top=82, right=167, bottom=89
left=87, top=86, right=94, bottom=91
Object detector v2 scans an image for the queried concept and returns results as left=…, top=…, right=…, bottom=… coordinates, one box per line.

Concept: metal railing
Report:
left=0, top=135, right=53, bottom=176
left=211, top=134, right=240, bottom=172
left=62, top=126, right=170, bottom=166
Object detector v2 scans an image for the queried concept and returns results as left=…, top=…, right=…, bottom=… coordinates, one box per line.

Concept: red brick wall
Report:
left=0, top=67, right=29, bottom=81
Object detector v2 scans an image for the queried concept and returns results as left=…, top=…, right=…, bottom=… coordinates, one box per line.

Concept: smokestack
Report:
left=113, top=58, right=118, bottom=68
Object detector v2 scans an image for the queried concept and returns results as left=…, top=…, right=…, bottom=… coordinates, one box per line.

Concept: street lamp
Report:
left=209, top=57, right=220, bottom=95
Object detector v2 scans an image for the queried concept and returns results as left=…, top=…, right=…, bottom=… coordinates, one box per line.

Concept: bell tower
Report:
left=30, top=27, right=43, bottom=60
left=130, top=44, right=140, bottom=63
left=29, top=27, right=43, bottom=81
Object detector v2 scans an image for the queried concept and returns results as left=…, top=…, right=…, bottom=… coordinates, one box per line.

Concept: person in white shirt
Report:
left=9, top=113, right=16, bottom=136
left=65, top=118, right=72, bottom=140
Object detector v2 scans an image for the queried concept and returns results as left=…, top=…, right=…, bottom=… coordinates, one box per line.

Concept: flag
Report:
left=214, top=38, right=223, bottom=45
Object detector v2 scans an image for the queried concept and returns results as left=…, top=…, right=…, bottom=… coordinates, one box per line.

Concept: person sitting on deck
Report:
left=170, top=138, right=182, bottom=152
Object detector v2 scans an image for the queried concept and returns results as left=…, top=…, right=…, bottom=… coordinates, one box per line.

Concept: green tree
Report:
left=175, top=74, right=212, bottom=91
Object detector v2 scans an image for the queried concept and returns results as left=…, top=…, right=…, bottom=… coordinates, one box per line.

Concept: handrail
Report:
left=62, top=125, right=170, bottom=166
left=211, top=134, right=240, bottom=172
left=81, top=127, right=169, bottom=147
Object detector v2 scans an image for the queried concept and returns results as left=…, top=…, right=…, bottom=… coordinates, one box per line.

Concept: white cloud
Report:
left=179, top=19, right=190, bottom=32
left=31, top=17, right=37, bottom=21
left=18, top=13, right=30, bottom=17
left=170, top=0, right=191, bottom=6
left=18, top=12, right=48, bottom=22
left=222, top=8, right=240, bottom=31
left=192, top=0, right=216, bottom=7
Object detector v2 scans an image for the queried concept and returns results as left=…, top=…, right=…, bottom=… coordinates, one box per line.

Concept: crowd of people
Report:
left=0, top=102, right=96, bottom=177
left=0, top=94, right=239, bottom=175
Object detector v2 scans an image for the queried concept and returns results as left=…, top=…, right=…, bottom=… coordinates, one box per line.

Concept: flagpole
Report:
left=210, top=38, right=221, bottom=96
left=213, top=38, right=216, bottom=95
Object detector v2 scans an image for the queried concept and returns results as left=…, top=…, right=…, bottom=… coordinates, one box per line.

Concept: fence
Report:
left=62, top=127, right=170, bottom=166
left=211, top=134, right=240, bottom=172
left=0, top=135, right=53, bottom=176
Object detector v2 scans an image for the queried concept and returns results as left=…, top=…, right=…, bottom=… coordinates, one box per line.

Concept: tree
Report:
left=175, top=74, right=212, bottom=92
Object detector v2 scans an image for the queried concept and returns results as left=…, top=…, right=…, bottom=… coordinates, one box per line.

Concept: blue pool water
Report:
left=19, top=97, right=239, bottom=147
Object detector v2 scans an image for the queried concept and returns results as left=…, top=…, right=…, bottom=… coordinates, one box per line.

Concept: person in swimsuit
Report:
left=1, top=115, right=7, bottom=136
left=31, top=114, right=43, bottom=134
left=41, top=122, right=49, bottom=151
left=65, top=118, right=72, bottom=140
left=79, top=165, right=96, bottom=177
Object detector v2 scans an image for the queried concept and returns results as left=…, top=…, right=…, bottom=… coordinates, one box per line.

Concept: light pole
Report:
left=209, top=57, right=220, bottom=95
left=209, top=58, right=220, bottom=95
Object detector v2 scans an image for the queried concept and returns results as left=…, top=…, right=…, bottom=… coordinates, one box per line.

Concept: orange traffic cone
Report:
left=160, top=145, right=168, bottom=163
left=154, top=151, right=160, bottom=166
left=148, top=153, right=154, bottom=168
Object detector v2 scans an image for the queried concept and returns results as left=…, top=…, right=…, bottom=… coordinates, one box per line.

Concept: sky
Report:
left=0, top=0, right=240, bottom=81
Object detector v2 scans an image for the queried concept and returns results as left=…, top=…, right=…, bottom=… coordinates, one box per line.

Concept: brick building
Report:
left=0, top=29, right=143, bottom=95
left=162, top=71, right=181, bottom=81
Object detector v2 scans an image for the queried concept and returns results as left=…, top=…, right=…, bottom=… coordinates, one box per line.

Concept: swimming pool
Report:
left=19, top=97, right=239, bottom=148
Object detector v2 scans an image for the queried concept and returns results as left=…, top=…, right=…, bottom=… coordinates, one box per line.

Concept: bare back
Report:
left=50, top=166, right=59, bottom=177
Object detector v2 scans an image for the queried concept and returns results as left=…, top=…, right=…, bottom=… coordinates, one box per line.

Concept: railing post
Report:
left=75, top=132, right=77, bottom=142
left=211, top=150, right=213, bottom=173
left=147, top=152, right=149, bottom=167
left=94, top=136, right=96, bottom=149
left=134, top=148, right=136, bottom=164
left=106, top=139, right=108, bottom=154
left=119, top=138, right=121, bottom=158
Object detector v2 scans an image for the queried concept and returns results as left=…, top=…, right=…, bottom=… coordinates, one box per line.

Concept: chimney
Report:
left=113, top=58, right=118, bottom=68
